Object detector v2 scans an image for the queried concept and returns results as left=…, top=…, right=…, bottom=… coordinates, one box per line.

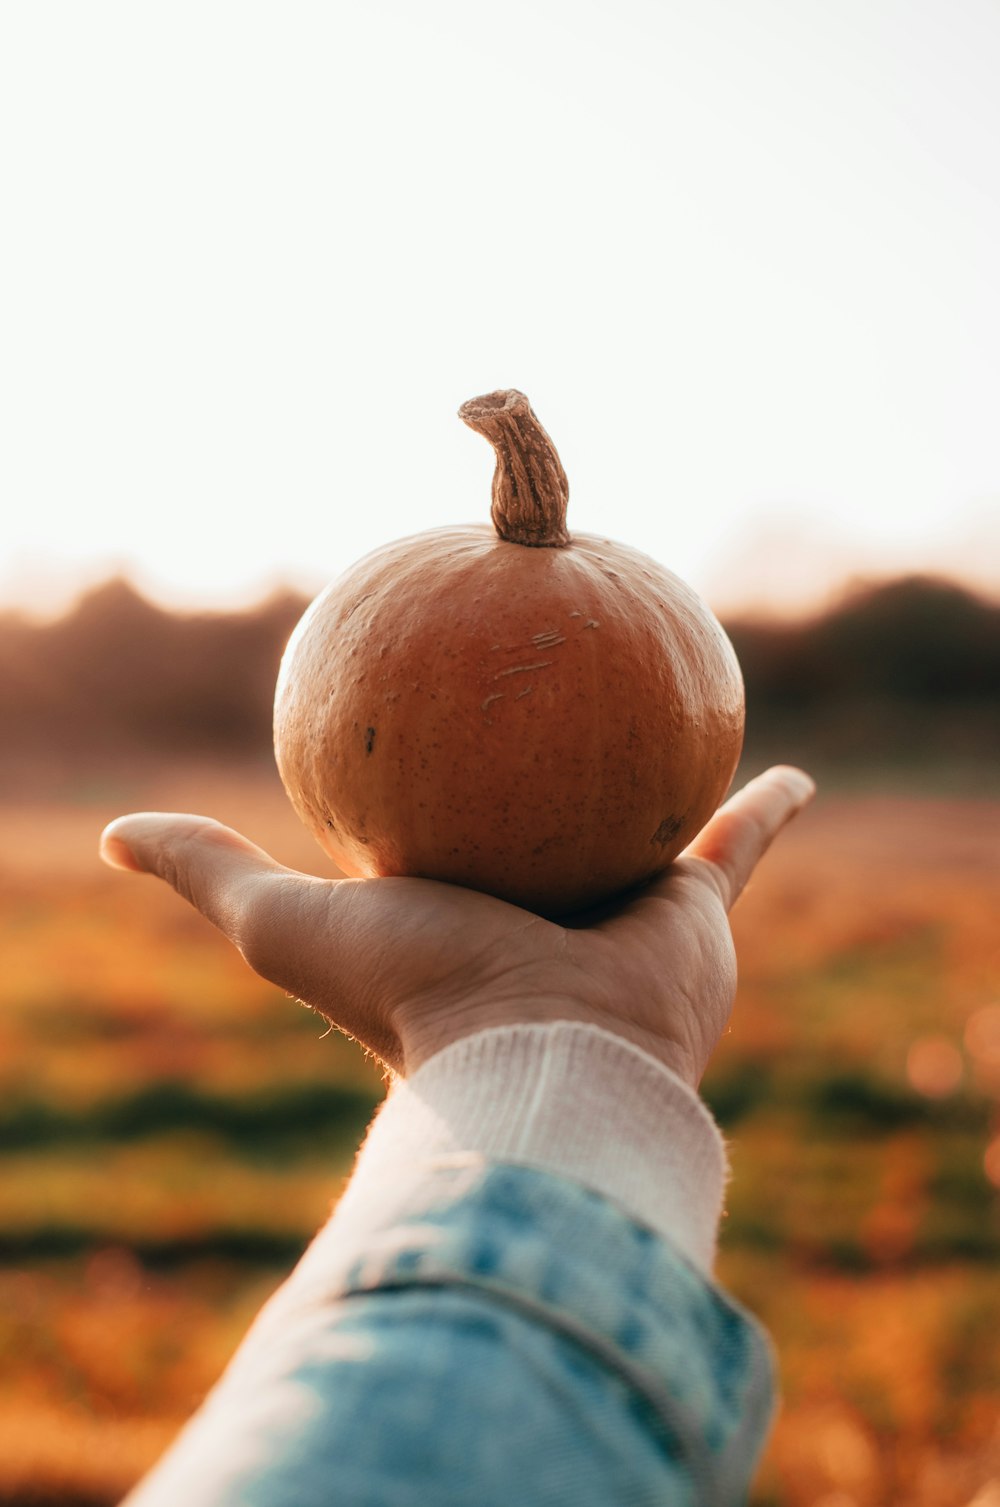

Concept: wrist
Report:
left=341, top=1020, right=728, bottom=1272
left=395, top=992, right=699, bottom=1086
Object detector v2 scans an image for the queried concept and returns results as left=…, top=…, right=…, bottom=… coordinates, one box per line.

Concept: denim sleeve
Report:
left=124, top=1161, right=775, bottom=1507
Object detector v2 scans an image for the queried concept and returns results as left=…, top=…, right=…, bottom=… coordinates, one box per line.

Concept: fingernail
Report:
left=785, top=769, right=817, bottom=804
left=100, top=830, right=142, bottom=872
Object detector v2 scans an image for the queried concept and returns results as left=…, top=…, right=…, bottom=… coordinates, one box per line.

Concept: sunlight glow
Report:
left=984, top=1138, right=1000, bottom=1192
left=964, top=1005, right=1000, bottom=1067
left=906, top=1037, right=964, bottom=1099
left=2, top=1, right=999, bottom=617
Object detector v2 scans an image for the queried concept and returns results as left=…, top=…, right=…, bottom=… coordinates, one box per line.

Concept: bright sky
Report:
left=2, top=0, right=998, bottom=620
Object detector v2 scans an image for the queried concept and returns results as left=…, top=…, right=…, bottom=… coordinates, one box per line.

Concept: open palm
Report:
left=101, top=765, right=814, bottom=1085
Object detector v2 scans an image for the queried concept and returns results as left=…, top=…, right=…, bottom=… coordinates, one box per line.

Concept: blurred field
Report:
left=1, top=571, right=999, bottom=1505
left=1, top=760, right=997, bottom=1507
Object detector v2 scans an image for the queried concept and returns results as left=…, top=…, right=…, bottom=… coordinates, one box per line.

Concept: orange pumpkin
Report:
left=273, top=390, right=744, bottom=915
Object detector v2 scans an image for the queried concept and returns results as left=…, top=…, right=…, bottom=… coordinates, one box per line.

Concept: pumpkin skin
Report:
left=273, top=395, right=744, bottom=916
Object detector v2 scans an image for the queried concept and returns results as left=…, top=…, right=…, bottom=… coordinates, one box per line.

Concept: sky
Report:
left=1, top=0, right=998, bottom=621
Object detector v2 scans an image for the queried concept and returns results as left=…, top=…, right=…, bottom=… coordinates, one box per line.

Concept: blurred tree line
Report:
left=727, top=576, right=999, bottom=777
left=0, top=580, right=304, bottom=770
left=0, top=574, right=996, bottom=783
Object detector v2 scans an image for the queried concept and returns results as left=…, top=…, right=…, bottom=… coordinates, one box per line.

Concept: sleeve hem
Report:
left=332, top=1021, right=728, bottom=1273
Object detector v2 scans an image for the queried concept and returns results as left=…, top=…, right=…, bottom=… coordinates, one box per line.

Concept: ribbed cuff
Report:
left=333, top=1022, right=728, bottom=1273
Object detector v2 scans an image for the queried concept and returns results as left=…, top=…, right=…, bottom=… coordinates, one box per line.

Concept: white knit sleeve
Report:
left=329, top=1021, right=728, bottom=1274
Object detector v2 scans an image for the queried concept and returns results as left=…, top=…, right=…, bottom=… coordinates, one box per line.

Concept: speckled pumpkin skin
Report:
left=273, top=524, right=744, bottom=916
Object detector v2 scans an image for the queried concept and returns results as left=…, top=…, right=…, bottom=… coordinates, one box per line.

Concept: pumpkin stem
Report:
left=458, top=390, right=570, bottom=548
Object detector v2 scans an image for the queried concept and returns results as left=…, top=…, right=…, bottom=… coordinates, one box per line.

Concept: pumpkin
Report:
left=273, top=390, right=744, bottom=916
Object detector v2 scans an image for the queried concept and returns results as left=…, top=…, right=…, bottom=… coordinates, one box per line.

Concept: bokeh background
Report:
left=1, top=3, right=999, bottom=1504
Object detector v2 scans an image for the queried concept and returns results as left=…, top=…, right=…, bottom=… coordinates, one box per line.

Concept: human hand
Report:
left=100, top=765, right=814, bottom=1086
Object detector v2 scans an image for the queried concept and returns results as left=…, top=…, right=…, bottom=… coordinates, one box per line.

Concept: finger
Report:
left=683, top=765, right=816, bottom=909
left=99, top=813, right=291, bottom=945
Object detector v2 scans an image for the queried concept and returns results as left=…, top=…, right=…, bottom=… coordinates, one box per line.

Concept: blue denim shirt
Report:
left=126, top=1159, right=775, bottom=1506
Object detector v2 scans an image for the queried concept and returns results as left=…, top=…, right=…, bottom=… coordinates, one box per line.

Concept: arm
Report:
left=102, top=766, right=814, bottom=1506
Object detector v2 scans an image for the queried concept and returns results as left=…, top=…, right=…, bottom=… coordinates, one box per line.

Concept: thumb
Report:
left=99, top=813, right=289, bottom=945
left=684, top=765, right=816, bottom=910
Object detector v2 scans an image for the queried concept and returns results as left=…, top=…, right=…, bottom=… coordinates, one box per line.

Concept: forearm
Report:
left=124, top=1021, right=774, bottom=1507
